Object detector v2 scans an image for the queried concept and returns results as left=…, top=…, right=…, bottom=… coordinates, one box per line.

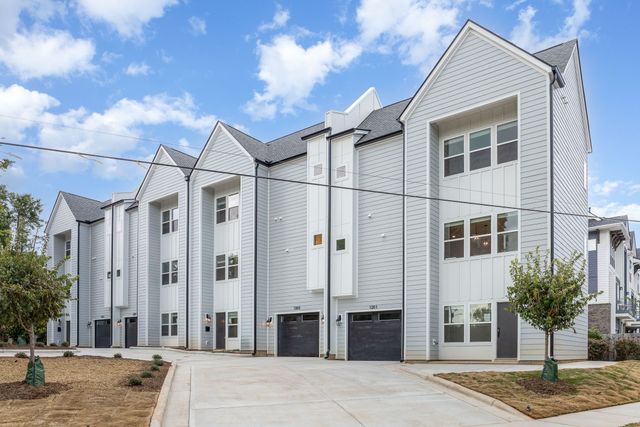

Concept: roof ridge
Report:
left=534, top=38, right=577, bottom=55
left=60, top=191, right=102, bottom=203
left=221, top=122, right=263, bottom=144
left=160, top=144, right=197, bottom=160
left=265, top=121, right=324, bottom=145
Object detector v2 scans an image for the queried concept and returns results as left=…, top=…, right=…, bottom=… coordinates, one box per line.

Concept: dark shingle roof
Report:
left=589, top=215, right=629, bottom=229
left=266, top=122, right=325, bottom=163
left=220, top=122, right=270, bottom=162
left=60, top=191, right=104, bottom=223
left=356, top=98, right=411, bottom=144
left=534, top=39, right=577, bottom=73
left=161, top=145, right=197, bottom=176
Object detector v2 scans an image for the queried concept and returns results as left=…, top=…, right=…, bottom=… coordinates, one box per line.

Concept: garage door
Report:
left=277, top=313, right=319, bottom=357
left=95, top=319, right=110, bottom=348
left=348, top=310, right=401, bottom=361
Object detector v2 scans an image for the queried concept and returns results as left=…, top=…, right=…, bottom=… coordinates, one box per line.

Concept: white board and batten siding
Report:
left=306, top=134, right=328, bottom=291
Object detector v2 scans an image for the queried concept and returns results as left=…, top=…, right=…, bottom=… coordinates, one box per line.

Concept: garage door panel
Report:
left=278, top=313, right=319, bottom=357
left=348, top=311, right=401, bottom=361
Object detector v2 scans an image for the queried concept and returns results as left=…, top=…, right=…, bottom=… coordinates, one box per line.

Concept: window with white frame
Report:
left=161, top=208, right=178, bottom=234
left=444, top=305, right=464, bottom=343
left=336, top=165, right=347, bottom=179
left=215, top=255, right=226, bottom=281
left=444, top=136, right=464, bottom=177
left=161, top=312, right=178, bottom=336
left=469, top=303, right=491, bottom=342
left=216, top=197, right=226, bottom=224
left=227, top=312, right=238, bottom=338
left=469, top=128, right=491, bottom=171
left=162, top=260, right=178, bottom=285
left=470, top=216, right=491, bottom=256
left=444, top=221, right=464, bottom=259
left=228, top=193, right=239, bottom=220
left=215, top=254, right=239, bottom=281
left=497, top=211, right=518, bottom=253
left=497, top=121, right=518, bottom=164
left=228, top=254, right=239, bottom=279
left=65, top=240, right=71, bottom=257
left=313, top=163, right=323, bottom=176
left=336, top=238, right=346, bottom=251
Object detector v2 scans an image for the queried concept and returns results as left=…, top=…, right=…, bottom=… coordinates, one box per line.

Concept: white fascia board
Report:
left=134, top=146, right=181, bottom=200
left=191, top=122, right=255, bottom=180
left=44, top=192, right=67, bottom=235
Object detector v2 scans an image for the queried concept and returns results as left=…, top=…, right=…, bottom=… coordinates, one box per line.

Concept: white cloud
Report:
left=510, top=0, right=591, bottom=52
left=125, top=62, right=151, bottom=76
left=592, top=179, right=624, bottom=197
left=75, top=0, right=179, bottom=39
left=258, top=5, right=290, bottom=32
left=0, top=84, right=60, bottom=141
left=506, top=0, right=525, bottom=11
left=158, top=49, right=173, bottom=63
left=591, top=203, right=640, bottom=224
left=101, top=51, right=122, bottom=63
left=188, top=16, right=207, bottom=36
left=244, top=35, right=361, bottom=120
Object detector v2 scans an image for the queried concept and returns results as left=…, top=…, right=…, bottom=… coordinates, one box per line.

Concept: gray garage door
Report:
left=348, top=310, right=401, bottom=361
left=95, top=319, right=110, bottom=348
left=277, top=313, right=319, bottom=357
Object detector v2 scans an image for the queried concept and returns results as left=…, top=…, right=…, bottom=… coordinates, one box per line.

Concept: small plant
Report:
left=61, top=341, right=69, bottom=348
left=152, top=354, right=162, bottom=360
left=49, top=342, right=57, bottom=347
left=150, top=365, right=160, bottom=371
left=127, top=376, right=143, bottom=386
left=63, top=350, right=74, bottom=357
left=113, top=353, right=122, bottom=359
left=14, top=352, right=28, bottom=358
left=588, top=328, right=603, bottom=340
left=35, top=342, right=45, bottom=347
left=0, top=342, right=5, bottom=348
left=588, top=339, right=610, bottom=361
left=615, top=339, right=640, bottom=361
left=153, top=358, right=164, bottom=366
left=141, top=371, right=153, bottom=378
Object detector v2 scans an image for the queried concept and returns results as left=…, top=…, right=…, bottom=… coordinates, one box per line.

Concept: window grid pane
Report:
left=444, top=221, right=464, bottom=259
left=470, top=216, right=491, bottom=256
left=469, top=128, right=490, bottom=151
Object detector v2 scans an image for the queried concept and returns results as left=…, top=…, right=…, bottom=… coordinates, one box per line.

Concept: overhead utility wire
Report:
left=0, top=140, right=630, bottom=224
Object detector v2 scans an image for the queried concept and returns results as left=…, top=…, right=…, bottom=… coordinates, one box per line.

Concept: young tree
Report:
left=508, top=249, right=598, bottom=379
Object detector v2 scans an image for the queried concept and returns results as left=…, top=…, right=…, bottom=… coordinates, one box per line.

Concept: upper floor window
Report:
left=469, top=129, right=491, bottom=171
left=162, top=208, right=178, bottom=234
left=336, top=238, right=346, bottom=251
left=497, top=121, right=518, bottom=164
left=216, top=193, right=239, bottom=224
left=313, top=233, right=323, bottom=246
left=470, top=216, right=491, bottom=256
left=497, top=212, right=518, bottom=253
left=444, top=136, right=464, bottom=177
left=216, top=253, right=239, bottom=281
left=65, top=240, right=71, bottom=258
left=444, top=221, right=464, bottom=259
left=162, top=260, right=178, bottom=285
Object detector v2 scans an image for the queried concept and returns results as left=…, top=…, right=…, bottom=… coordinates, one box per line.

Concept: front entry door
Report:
left=125, top=317, right=138, bottom=348
left=497, top=302, right=518, bottom=358
left=66, top=321, right=71, bottom=345
left=215, top=312, right=226, bottom=350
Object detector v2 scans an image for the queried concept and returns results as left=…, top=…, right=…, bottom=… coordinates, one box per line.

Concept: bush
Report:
left=14, top=352, right=28, bottom=358
left=61, top=341, right=69, bottom=348
left=588, top=328, right=603, bottom=340
left=153, top=359, right=164, bottom=366
left=35, top=342, right=45, bottom=347
left=589, top=339, right=610, bottom=360
left=63, top=350, right=74, bottom=357
left=49, top=343, right=57, bottom=347
left=0, top=342, right=5, bottom=348
left=152, top=354, right=162, bottom=360
left=141, top=371, right=153, bottom=378
left=128, top=376, right=143, bottom=386
left=150, top=365, right=160, bottom=371
left=113, top=353, right=122, bottom=359
left=615, top=339, right=640, bottom=361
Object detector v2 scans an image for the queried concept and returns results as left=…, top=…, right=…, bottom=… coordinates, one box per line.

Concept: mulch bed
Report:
left=0, top=382, right=70, bottom=400
left=515, top=377, right=577, bottom=395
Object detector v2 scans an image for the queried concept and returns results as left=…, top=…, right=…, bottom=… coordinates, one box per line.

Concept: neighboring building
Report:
left=588, top=217, right=640, bottom=334
left=46, top=20, right=592, bottom=360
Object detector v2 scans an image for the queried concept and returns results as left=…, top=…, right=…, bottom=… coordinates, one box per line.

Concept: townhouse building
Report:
left=588, top=217, right=640, bottom=334
left=46, top=21, right=592, bottom=361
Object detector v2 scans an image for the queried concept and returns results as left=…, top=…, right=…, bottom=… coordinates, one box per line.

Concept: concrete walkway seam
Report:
left=150, top=362, right=177, bottom=427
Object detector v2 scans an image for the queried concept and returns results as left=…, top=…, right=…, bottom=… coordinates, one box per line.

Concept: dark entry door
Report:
left=348, top=310, right=401, bottom=361
left=277, top=313, right=319, bottom=357
left=65, top=321, right=71, bottom=345
left=125, top=317, right=138, bottom=348
left=95, top=319, right=111, bottom=348
left=497, top=302, right=518, bottom=358
left=215, top=312, right=226, bottom=350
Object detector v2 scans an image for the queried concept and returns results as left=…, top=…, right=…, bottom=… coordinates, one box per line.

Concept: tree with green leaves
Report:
left=508, top=249, right=598, bottom=379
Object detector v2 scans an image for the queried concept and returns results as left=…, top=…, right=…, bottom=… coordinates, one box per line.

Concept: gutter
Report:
left=253, top=163, right=259, bottom=356
left=400, top=121, right=405, bottom=363
left=325, top=135, right=332, bottom=359
left=110, top=204, right=114, bottom=348
left=185, top=176, right=190, bottom=349
left=76, top=221, right=80, bottom=347
left=549, top=68, right=558, bottom=358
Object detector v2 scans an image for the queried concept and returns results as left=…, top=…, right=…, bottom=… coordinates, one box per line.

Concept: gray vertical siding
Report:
left=90, top=220, right=108, bottom=347
left=427, top=124, right=440, bottom=360
left=256, top=165, right=269, bottom=351
left=78, top=222, right=92, bottom=346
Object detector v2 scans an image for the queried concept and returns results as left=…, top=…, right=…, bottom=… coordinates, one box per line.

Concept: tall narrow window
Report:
left=228, top=312, right=238, bottom=338
left=469, top=128, right=491, bottom=171
left=444, top=305, right=464, bottom=342
left=497, top=121, right=518, bottom=164
left=444, top=221, right=464, bottom=259
left=162, top=262, right=170, bottom=285
left=228, top=193, right=239, bottom=221
left=171, top=207, right=179, bottom=232
left=444, top=136, right=464, bottom=177
left=216, top=197, right=226, bottom=224
left=170, top=312, right=178, bottom=336
left=470, top=216, right=491, bottom=256
left=497, top=212, right=518, bottom=253
left=215, top=255, right=226, bottom=281
left=162, top=210, right=171, bottom=234
left=469, top=303, right=491, bottom=342
left=228, top=254, right=239, bottom=279
left=161, top=313, right=169, bottom=336
left=171, top=260, right=178, bottom=283
left=65, top=240, right=71, bottom=257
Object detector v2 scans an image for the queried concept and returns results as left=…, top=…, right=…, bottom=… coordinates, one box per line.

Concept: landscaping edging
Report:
left=150, top=362, right=177, bottom=427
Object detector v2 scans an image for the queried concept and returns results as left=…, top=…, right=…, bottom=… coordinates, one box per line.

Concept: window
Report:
left=336, top=238, right=346, bottom=251
left=227, top=312, right=238, bottom=338
left=444, top=136, right=464, bottom=177
left=303, top=313, right=319, bottom=322
left=444, top=221, right=464, bottom=259
left=216, top=197, right=226, bottom=224
left=161, top=312, right=178, bottom=337
left=470, top=216, right=491, bottom=256
left=215, top=255, right=226, bottom=281
left=313, top=233, right=323, bottom=246
left=469, top=128, right=491, bottom=171
left=162, top=209, right=178, bottom=234
left=352, top=313, right=373, bottom=322
left=162, top=260, right=178, bottom=285
left=171, top=208, right=179, bottom=232
left=497, top=121, right=518, bottom=164
left=379, top=311, right=401, bottom=321
left=313, top=163, right=323, bottom=176
left=65, top=240, right=71, bottom=257
left=497, top=212, right=518, bottom=253
left=336, top=165, right=346, bottom=179
left=469, top=303, right=491, bottom=342
left=228, top=254, right=239, bottom=279
left=444, top=305, right=464, bottom=343
left=228, top=193, right=239, bottom=221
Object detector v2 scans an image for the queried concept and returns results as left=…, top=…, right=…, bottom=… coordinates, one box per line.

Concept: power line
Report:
left=0, top=139, right=632, bottom=224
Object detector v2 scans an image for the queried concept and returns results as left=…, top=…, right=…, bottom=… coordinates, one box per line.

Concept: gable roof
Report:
left=533, top=39, right=577, bottom=74
left=161, top=144, right=197, bottom=176
left=589, top=215, right=629, bottom=229
left=265, top=122, right=325, bottom=163
left=60, top=191, right=104, bottom=223
left=356, top=98, right=411, bottom=144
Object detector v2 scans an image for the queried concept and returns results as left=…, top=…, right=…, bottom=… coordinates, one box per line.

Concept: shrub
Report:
left=35, top=342, right=45, bottom=347
left=128, top=376, right=143, bottom=386
left=588, top=339, right=610, bottom=361
left=141, top=371, right=153, bottom=378
left=588, top=328, right=603, bottom=340
left=113, top=353, right=122, bottom=359
left=63, top=350, right=74, bottom=357
left=0, top=342, right=5, bottom=348
left=152, top=354, right=162, bottom=360
left=150, top=365, right=160, bottom=371
left=615, top=339, right=640, bottom=361
left=49, top=343, right=57, bottom=347
left=61, top=341, right=69, bottom=348
left=14, top=352, right=28, bottom=358
left=153, top=359, right=164, bottom=366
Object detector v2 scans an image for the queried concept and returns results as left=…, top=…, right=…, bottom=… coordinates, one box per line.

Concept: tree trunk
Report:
left=544, top=331, right=549, bottom=360
left=28, top=324, right=35, bottom=364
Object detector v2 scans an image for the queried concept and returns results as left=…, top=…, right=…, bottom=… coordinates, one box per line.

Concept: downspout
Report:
left=253, top=163, right=258, bottom=356
left=549, top=68, right=557, bottom=358
left=400, top=122, right=406, bottom=363
left=76, top=221, right=80, bottom=347
left=185, top=175, right=190, bottom=349
left=325, top=137, right=332, bottom=359
left=110, top=204, right=114, bottom=347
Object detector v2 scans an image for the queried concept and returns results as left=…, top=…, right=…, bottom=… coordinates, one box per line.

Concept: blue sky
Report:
left=0, top=0, right=638, bottom=229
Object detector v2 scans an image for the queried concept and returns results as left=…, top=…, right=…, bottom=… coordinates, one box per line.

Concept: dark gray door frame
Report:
left=215, top=312, right=226, bottom=350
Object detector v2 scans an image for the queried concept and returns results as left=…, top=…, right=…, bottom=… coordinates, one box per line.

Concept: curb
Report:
left=150, top=362, right=177, bottom=427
